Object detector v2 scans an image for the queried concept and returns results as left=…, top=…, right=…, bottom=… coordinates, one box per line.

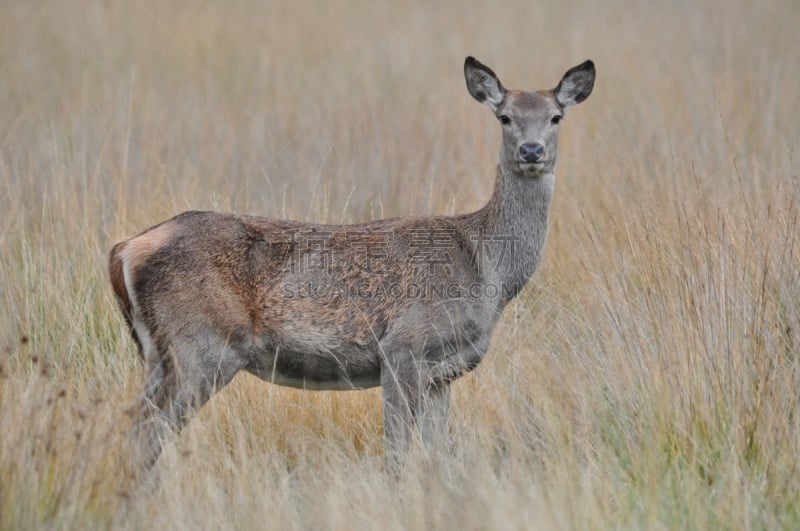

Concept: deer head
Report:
left=465, top=56, right=595, bottom=177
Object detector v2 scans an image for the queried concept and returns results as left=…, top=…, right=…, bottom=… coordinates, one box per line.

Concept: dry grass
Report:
left=1, top=0, right=799, bottom=528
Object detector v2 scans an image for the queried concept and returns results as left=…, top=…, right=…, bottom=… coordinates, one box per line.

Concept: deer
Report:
left=108, top=57, right=595, bottom=469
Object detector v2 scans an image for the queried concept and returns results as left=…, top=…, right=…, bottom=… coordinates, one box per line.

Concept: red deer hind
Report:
left=109, top=57, right=595, bottom=468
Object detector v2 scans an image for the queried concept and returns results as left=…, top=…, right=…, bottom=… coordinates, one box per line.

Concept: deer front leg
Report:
left=418, top=381, right=451, bottom=454
left=380, top=354, right=420, bottom=462
left=380, top=353, right=452, bottom=464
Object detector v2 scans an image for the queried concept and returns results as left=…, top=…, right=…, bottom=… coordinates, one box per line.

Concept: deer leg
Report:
left=418, top=381, right=451, bottom=454
left=380, top=352, right=453, bottom=465
left=380, top=352, right=424, bottom=464
left=131, top=336, right=244, bottom=471
left=131, top=359, right=172, bottom=471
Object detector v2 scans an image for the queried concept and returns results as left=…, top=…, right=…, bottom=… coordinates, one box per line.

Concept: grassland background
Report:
left=1, top=0, right=799, bottom=529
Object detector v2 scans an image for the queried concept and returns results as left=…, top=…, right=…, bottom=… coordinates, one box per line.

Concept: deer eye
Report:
left=499, top=115, right=511, bottom=125
left=551, top=115, right=563, bottom=125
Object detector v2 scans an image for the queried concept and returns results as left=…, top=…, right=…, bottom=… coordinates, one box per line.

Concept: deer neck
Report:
left=475, top=162, right=554, bottom=306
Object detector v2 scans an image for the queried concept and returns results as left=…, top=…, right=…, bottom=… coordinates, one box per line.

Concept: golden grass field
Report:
left=1, top=0, right=799, bottom=528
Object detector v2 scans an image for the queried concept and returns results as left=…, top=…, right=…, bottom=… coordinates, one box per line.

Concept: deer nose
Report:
left=519, top=143, right=545, bottom=163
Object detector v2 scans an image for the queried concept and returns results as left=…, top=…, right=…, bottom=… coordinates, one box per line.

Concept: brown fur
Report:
left=108, top=241, right=131, bottom=318
left=108, top=240, right=142, bottom=355
left=120, top=221, right=177, bottom=282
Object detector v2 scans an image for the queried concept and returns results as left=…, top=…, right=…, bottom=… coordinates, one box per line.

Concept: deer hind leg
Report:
left=131, top=332, right=245, bottom=470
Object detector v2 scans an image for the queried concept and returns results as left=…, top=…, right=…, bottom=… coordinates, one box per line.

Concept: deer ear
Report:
left=555, top=60, right=595, bottom=108
left=464, top=57, right=506, bottom=112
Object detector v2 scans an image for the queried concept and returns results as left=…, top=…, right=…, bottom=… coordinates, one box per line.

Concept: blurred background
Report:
left=1, top=0, right=799, bottom=528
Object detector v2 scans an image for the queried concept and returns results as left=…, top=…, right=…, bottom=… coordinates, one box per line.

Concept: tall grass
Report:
left=1, top=0, right=799, bottom=528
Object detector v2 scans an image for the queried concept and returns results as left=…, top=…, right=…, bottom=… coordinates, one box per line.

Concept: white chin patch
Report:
left=520, top=162, right=545, bottom=173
